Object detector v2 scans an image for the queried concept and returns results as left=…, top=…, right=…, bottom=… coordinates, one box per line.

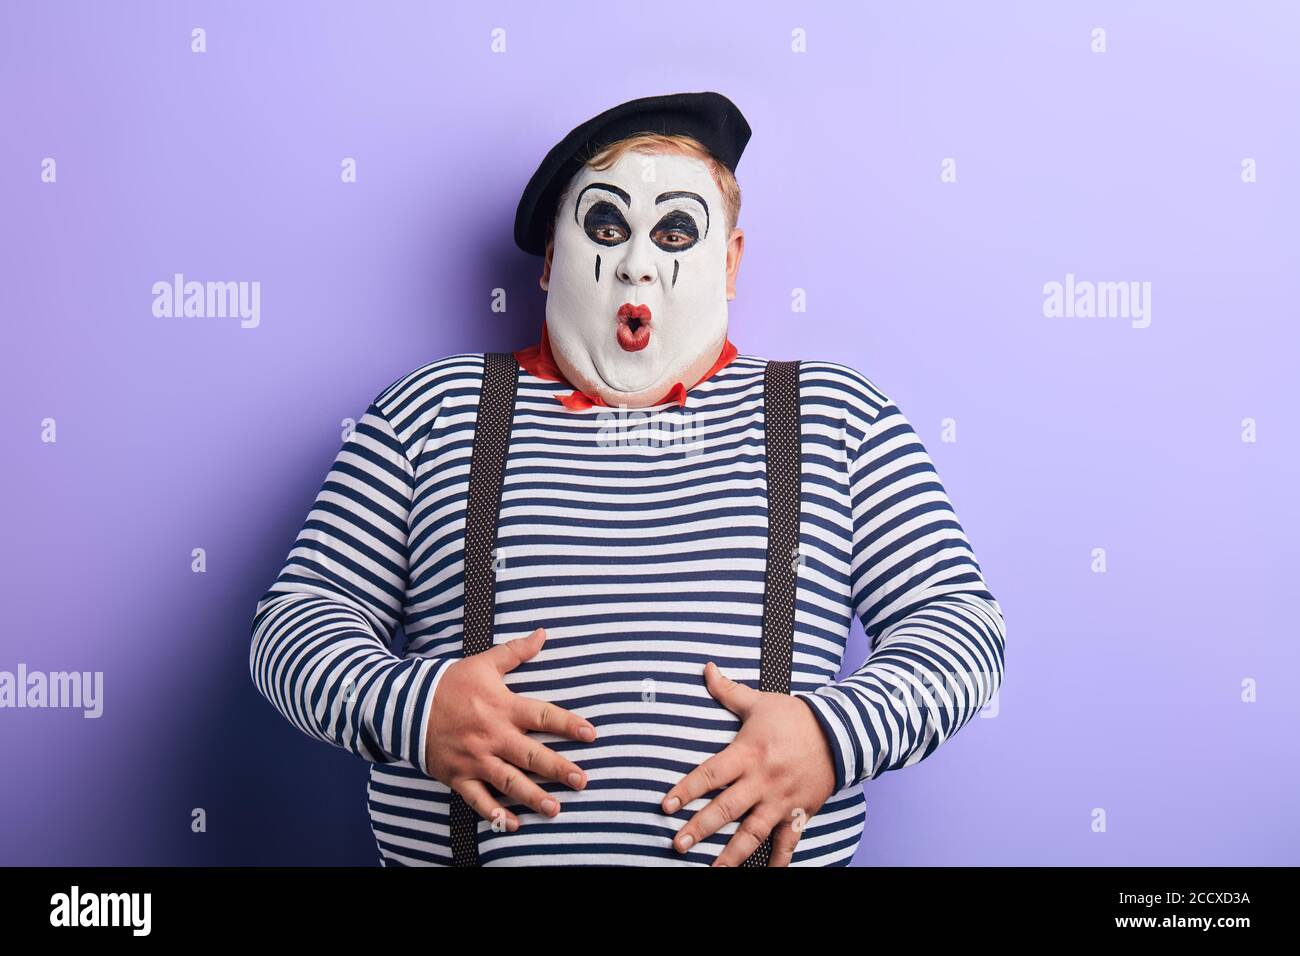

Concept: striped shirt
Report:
left=249, top=352, right=1006, bottom=866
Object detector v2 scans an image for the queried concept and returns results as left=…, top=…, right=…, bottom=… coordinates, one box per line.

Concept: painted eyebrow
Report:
left=655, top=191, right=709, bottom=234
left=574, top=182, right=631, bottom=224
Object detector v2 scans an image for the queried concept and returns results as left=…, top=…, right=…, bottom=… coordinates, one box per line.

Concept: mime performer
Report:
left=250, top=91, right=1007, bottom=867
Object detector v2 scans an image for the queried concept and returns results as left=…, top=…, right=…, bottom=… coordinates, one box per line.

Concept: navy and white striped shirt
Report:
left=249, top=352, right=1006, bottom=866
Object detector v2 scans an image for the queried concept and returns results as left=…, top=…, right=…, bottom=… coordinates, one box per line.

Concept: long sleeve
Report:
left=249, top=401, right=455, bottom=776
left=794, top=399, right=1006, bottom=792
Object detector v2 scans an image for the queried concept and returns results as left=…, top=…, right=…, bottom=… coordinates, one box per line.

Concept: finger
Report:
left=661, top=747, right=745, bottom=816
left=712, top=804, right=783, bottom=867
left=703, top=660, right=760, bottom=718
left=484, top=627, right=546, bottom=676
left=453, top=777, right=520, bottom=832
left=672, top=780, right=760, bottom=855
left=482, top=755, right=563, bottom=818
left=498, top=731, right=588, bottom=791
left=509, top=695, right=597, bottom=743
left=767, top=817, right=801, bottom=868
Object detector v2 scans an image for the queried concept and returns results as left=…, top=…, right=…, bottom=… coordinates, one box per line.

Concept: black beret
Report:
left=513, top=91, right=752, bottom=257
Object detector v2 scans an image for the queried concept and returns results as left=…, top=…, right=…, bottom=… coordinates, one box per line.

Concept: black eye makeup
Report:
left=571, top=182, right=710, bottom=257
left=650, top=210, right=700, bottom=252
left=582, top=200, right=631, bottom=246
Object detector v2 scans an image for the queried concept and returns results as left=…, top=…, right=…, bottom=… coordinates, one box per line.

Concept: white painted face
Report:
left=545, top=151, right=729, bottom=402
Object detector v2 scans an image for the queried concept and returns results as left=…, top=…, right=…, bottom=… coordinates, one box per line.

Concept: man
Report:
left=250, top=92, right=1006, bottom=866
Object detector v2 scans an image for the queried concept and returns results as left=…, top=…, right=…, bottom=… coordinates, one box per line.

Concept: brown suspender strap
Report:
left=449, top=352, right=519, bottom=868
left=448, top=355, right=801, bottom=868
left=739, top=358, right=802, bottom=868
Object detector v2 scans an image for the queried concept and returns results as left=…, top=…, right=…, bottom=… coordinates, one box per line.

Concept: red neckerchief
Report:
left=514, top=321, right=739, bottom=411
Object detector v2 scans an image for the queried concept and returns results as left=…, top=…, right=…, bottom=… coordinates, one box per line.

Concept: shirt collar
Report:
left=514, top=321, right=739, bottom=411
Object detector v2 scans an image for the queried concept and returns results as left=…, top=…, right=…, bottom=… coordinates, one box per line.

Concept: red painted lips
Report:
left=616, top=303, right=653, bottom=352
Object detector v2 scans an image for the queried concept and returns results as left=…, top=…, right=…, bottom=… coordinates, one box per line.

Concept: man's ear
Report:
left=725, top=228, right=745, bottom=301
left=539, top=238, right=554, bottom=291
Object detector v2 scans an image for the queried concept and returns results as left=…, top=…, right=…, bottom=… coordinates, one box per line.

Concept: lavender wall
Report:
left=2, top=0, right=1296, bottom=865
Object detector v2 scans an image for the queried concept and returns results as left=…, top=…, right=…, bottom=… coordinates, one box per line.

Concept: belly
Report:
left=365, top=633, right=867, bottom=867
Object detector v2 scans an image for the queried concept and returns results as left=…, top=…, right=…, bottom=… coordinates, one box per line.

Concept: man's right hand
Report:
left=424, top=627, right=596, bottom=831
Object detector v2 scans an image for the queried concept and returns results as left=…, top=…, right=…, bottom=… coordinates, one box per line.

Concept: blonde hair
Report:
left=547, top=132, right=742, bottom=247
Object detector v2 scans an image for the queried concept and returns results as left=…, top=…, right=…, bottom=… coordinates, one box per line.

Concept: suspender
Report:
left=738, top=358, right=801, bottom=867
left=449, top=354, right=801, bottom=867
left=448, top=352, right=519, bottom=868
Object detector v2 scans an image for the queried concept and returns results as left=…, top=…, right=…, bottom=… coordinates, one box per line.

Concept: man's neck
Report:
left=553, top=332, right=728, bottom=408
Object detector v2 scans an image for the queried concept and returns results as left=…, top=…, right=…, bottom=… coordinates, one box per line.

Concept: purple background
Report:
left=3, top=1, right=1297, bottom=865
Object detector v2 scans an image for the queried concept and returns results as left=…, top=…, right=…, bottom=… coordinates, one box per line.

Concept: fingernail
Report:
left=578, top=725, right=596, bottom=742
left=541, top=799, right=558, bottom=816
left=677, top=833, right=694, bottom=851
left=567, top=772, right=583, bottom=788
left=663, top=796, right=680, bottom=814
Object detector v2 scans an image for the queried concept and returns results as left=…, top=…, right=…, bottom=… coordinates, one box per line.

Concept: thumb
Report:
left=487, top=627, right=546, bottom=675
left=704, top=661, right=758, bottom=718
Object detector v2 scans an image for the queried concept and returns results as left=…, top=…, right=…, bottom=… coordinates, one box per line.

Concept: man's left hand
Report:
left=661, top=661, right=837, bottom=867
